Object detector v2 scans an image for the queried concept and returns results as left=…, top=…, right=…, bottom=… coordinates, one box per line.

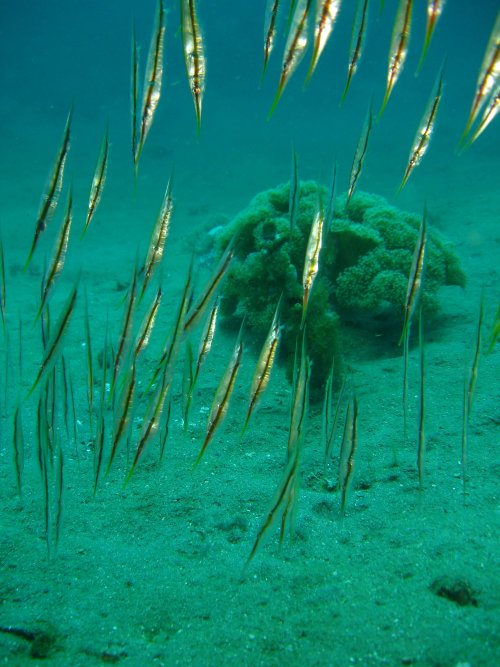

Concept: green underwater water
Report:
left=0, top=1, right=499, bottom=665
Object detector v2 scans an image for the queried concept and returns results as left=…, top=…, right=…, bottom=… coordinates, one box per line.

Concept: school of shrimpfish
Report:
left=2, top=0, right=499, bottom=567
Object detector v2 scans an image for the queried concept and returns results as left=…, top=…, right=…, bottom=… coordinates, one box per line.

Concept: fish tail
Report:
left=25, top=372, right=42, bottom=401
left=33, top=299, right=45, bottom=325
left=260, top=60, right=269, bottom=88
left=193, top=434, right=210, bottom=468
left=123, top=463, right=136, bottom=488
left=240, top=412, right=251, bottom=440
left=268, top=82, right=284, bottom=119
left=23, top=235, right=38, bottom=272
left=379, top=89, right=390, bottom=118
left=397, top=168, right=411, bottom=194
left=398, top=315, right=409, bottom=346
left=340, top=75, right=352, bottom=106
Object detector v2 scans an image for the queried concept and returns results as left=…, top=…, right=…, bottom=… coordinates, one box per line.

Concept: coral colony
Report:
left=3, top=0, right=499, bottom=568
left=214, top=184, right=465, bottom=393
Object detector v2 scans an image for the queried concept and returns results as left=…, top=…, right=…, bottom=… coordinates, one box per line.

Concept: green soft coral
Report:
left=331, top=192, right=465, bottom=319
left=215, top=182, right=465, bottom=395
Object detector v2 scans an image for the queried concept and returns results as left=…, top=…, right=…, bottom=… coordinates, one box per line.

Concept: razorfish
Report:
left=269, top=0, right=314, bottom=116
left=241, top=296, right=281, bottom=436
left=463, top=82, right=499, bottom=147
left=25, top=109, right=72, bottom=269
left=380, top=0, right=413, bottom=115
left=262, top=0, right=281, bottom=82
left=82, top=125, right=109, bottom=237
left=36, top=190, right=73, bottom=321
left=194, top=325, right=244, bottom=467
left=301, top=203, right=324, bottom=327
left=305, top=0, right=342, bottom=84
left=347, top=102, right=373, bottom=204
left=461, top=11, right=499, bottom=144
left=416, top=0, right=445, bottom=74
left=399, top=66, right=443, bottom=191
left=134, top=1, right=166, bottom=167
left=181, top=0, right=206, bottom=135
left=341, top=0, right=369, bottom=103
left=27, top=279, right=79, bottom=399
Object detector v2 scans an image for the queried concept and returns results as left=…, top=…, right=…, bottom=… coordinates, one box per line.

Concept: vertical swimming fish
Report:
left=60, top=354, right=70, bottom=436
left=380, top=0, right=413, bottom=115
left=460, top=371, right=469, bottom=503
left=26, top=279, right=79, bottom=399
left=461, top=11, right=500, bottom=144
left=181, top=0, right=206, bottom=135
left=288, top=333, right=309, bottom=449
left=182, top=340, right=194, bottom=430
left=152, top=262, right=193, bottom=388
left=184, top=242, right=233, bottom=333
left=39, top=284, right=50, bottom=349
left=135, top=1, right=166, bottom=167
left=159, top=397, right=171, bottom=464
left=131, top=25, right=139, bottom=162
left=486, top=304, right=500, bottom=352
left=0, top=240, right=5, bottom=332
left=135, top=286, right=162, bottom=356
left=126, top=365, right=171, bottom=484
left=246, top=441, right=301, bottom=566
left=281, top=333, right=309, bottom=538
left=262, top=0, right=281, bottom=82
left=269, top=0, right=314, bottom=116
left=111, top=267, right=137, bottom=394
left=36, top=394, right=51, bottom=558
left=194, top=325, right=244, bottom=467
left=417, top=309, right=425, bottom=489
left=461, top=295, right=484, bottom=502
left=54, top=442, right=64, bottom=552
left=399, top=66, right=443, bottom=191
left=466, top=295, right=484, bottom=418
left=341, top=0, right=369, bottom=103
left=416, top=0, right=445, bottom=74
left=140, top=172, right=173, bottom=299
left=36, top=189, right=73, bottom=321
left=347, top=102, right=373, bottom=205
left=84, top=293, right=94, bottom=435
left=338, top=393, right=358, bottom=516
left=82, top=126, right=109, bottom=237
left=25, top=109, right=72, bottom=269
left=13, top=402, right=25, bottom=497
left=306, top=0, right=342, bottom=84
left=246, top=336, right=308, bottom=565
left=399, top=212, right=426, bottom=346
left=17, top=313, right=23, bottom=391
left=321, top=357, right=334, bottom=461
left=184, top=296, right=220, bottom=428
left=324, top=162, right=337, bottom=230
left=47, top=366, right=57, bottom=438
left=107, top=362, right=136, bottom=476
left=94, top=323, right=108, bottom=495
left=399, top=212, right=426, bottom=450
left=323, top=363, right=346, bottom=463
left=301, top=203, right=324, bottom=327
left=193, top=296, right=219, bottom=384
left=289, top=147, right=299, bottom=234
left=241, top=296, right=281, bottom=436
left=464, top=83, right=499, bottom=146
left=287, top=0, right=299, bottom=26
left=68, top=363, right=78, bottom=458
